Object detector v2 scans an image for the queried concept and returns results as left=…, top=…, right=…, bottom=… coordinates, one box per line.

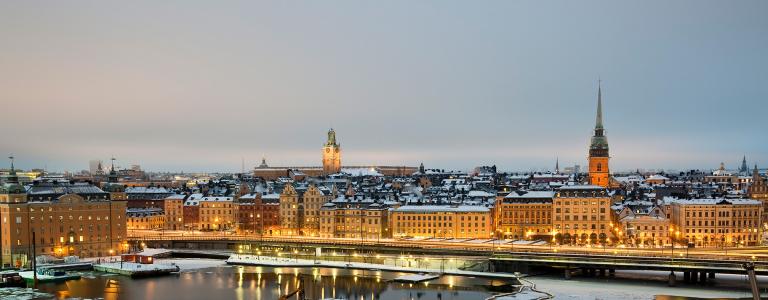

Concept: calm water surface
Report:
left=35, top=264, right=510, bottom=300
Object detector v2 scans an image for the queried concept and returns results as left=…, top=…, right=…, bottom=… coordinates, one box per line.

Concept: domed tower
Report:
left=0, top=156, right=27, bottom=203
left=588, top=82, right=610, bottom=188
left=322, top=129, right=342, bottom=175
left=102, top=157, right=126, bottom=200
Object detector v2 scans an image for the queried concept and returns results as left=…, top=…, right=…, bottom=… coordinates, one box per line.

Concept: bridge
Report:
left=130, top=232, right=768, bottom=286
left=491, top=252, right=768, bottom=286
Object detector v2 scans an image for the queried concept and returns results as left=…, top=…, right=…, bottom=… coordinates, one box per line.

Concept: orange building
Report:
left=588, top=82, right=611, bottom=188
left=1, top=167, right=127, bottom=268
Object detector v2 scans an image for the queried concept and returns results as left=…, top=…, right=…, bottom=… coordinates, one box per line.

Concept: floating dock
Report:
left=94, top=262, right=180, bottom=278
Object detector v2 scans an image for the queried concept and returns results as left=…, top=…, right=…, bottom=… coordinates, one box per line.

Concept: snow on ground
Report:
left=493, top=287, right=550, bottom=300
left=137, top=248, right=171, bottom=256
left=525, top=269, right=764, bottom=300
left=0, top=288, right=53, bottom=300
left=153, top=258, right=227, bottom=271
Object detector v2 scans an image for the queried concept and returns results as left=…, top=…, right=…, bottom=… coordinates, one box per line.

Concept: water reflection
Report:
left=35, top=264, right=503, bottom=300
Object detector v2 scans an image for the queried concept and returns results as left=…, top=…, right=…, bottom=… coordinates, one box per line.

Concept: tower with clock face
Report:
left=322, top=128, right=341, bottom=175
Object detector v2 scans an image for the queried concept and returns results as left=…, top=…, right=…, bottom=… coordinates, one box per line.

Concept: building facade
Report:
left=127, top=208, right=165, bottom=230
left=496, top=191, right=554, bottom=240
left=669, top=198, right=762, bottom=247
left=318, top=198, right=390, bottom=240
left=617, top=206, right=670, bottom=246
left=553, top=185, right=614, bottom=244
left=163, top=195, right=185, bottom=230
left=391, top=205, right=492, bottom=239
left=198, top=196, right=234, bottom=231
left=1, top=171, right=127, bottom=267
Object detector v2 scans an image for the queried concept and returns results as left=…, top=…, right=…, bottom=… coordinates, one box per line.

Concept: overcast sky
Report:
left=1, top=1, right=766, bottom=173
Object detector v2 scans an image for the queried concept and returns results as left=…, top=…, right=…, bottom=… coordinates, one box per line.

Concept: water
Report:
left=33, top=264, right=512, bottom=300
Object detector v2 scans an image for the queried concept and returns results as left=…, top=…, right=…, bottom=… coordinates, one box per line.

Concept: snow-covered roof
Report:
left=665, top=198, right=761, bottom=206
left=341, top=168, right=383, bottom=177
left=504, top=190, right=555, bottom=199
left=467, top=190, right=495, bottom=198
left=393, top=205, right=490, bottom=213
left=200, top=196, right=233, bottom=202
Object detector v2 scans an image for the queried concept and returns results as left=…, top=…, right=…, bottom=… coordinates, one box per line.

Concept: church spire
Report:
left=555, top=157, right=560, bottom=174
left=740, top=155, right=748, bottom=174
left=108, top=157, right=118, bottom=183
left=595, top=80, right=604, bottom=131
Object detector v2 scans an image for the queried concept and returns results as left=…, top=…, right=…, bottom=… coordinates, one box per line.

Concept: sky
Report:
left=1, top=1, right=766, bottom=173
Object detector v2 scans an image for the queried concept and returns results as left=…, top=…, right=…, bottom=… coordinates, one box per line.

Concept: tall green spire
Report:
left=589, top=81, right=609, bottom=154
left=595, top=80, right=603, bottom=130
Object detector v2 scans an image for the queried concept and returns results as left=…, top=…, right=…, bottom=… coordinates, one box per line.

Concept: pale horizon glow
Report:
left=1, top=1, right=766, bottom=173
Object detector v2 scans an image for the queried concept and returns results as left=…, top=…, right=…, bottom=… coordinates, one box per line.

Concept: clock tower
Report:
left=322, top=128, right=342, bottom=175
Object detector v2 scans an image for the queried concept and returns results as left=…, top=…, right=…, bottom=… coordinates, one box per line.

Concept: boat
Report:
left=0, top=271, right=26, bottom=288
left=18, top=269, right=82, bottom=284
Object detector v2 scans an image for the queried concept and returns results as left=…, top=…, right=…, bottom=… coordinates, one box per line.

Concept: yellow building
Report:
left=198, top=196, right=234, bottom=231
left=279, top=184, right=300, bottom=235
left=391, top=205, right=492, bottom=239
left=588, top=83, right=611, bottom=188
left=126, top=208, right=165, bottom=230
left=322, top=128, right=342, bottom=175
left=553, top=185, right=614, bottom=244
left=318, top=198, right=390, bottom=240
left=617, top=206, right=670, bottom=246
left=495, top=191, right=554, bottom=240
left=163, top=195, right=185, bottom=230
left=669, top=198, right=762, bottom=247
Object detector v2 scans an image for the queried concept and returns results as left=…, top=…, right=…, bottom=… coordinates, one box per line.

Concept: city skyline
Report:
left=1, top=1, right=767, bottom=172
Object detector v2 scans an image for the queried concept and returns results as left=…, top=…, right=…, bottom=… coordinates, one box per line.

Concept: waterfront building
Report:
left=318, top=197, right=390, bottom=240
left=391, top=205, right=492, bottom=239
left=668, top=198, right=762, bottom=247
left=163, top=194, right=185, bottom=230
left=1, top=161, right=127, bottom=267
left=552, top=185, right=613, bottom=244
left=198, top=196, right=234, bottom=231
left=278, top=184, right=331, bottom=236
left=616, top=205, right=670, bottom=246
left=588, top=83, right=611, bottom=188
left=126, top=208, right=165, bottom=230
left=302, top=184, right=330, bottom=236
left=279, top=184, right=300, bottom=235
left=182, top=194, right=203, bottom=230
left=236, top=193, right=280, bottom=235
left=495, top=191, right=554, bottom=240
